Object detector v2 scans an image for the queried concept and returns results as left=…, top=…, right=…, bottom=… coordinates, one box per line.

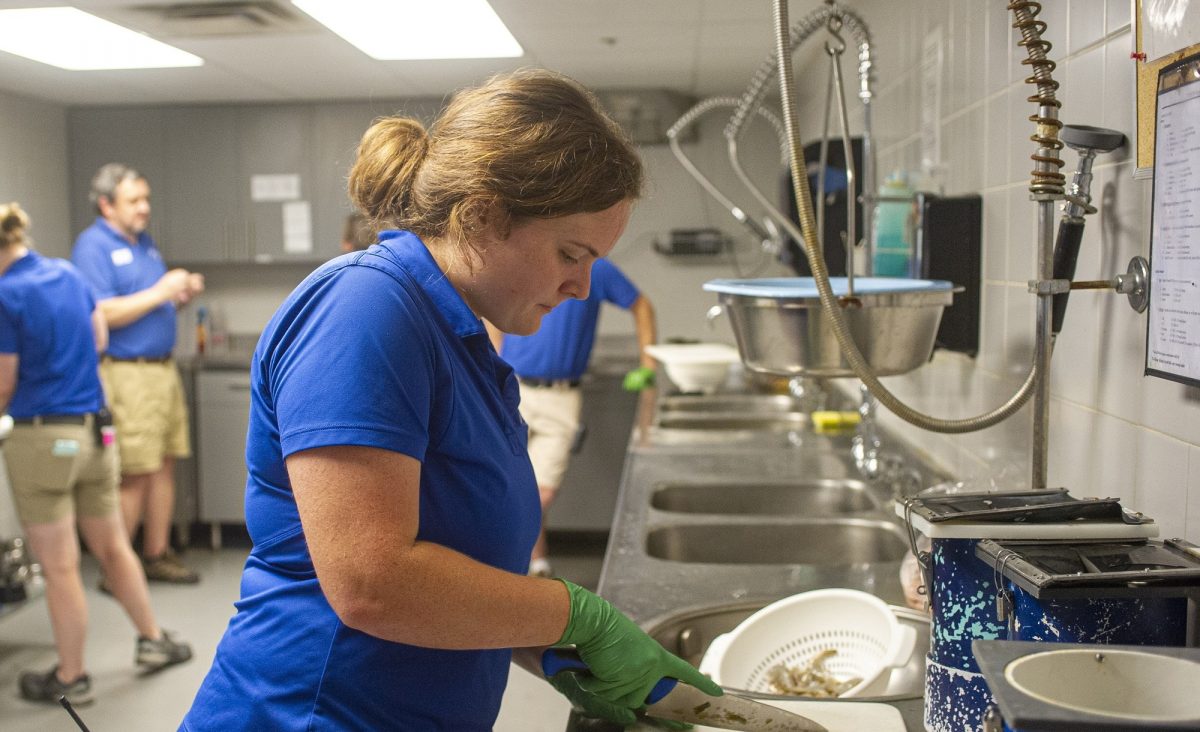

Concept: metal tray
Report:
left=901, top=488, right=1137, bottom=524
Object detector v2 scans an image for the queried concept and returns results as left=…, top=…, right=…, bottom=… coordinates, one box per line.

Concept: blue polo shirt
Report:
left=501, top=258, right=639, bottom=380
left=71, top=218, right=175, bottom=359
left=0, top=252, right=104, bottom=418
left=182, top=231, right=539, bottom=731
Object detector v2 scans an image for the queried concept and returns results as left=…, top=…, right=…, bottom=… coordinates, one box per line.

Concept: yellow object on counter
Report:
left=811, top=410, right=862, bottom=433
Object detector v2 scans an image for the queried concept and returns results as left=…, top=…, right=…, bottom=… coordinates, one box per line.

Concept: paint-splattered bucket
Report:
left=924, top=654, right=995, bottom=732
left=928, top=537, right=1007, bottom=672
left=898, top=496, right=1161, bottom=732
left=1009, top=582, right=1187, bottom=646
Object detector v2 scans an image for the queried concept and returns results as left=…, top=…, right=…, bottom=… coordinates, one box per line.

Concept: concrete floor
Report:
left=0, top=539, right=602, bottom=731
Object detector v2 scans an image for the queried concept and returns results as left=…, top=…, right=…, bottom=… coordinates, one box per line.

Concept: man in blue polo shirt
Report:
left=494, top=257, right=656, bottom=578
left=72, top=163, right=205, bottom=585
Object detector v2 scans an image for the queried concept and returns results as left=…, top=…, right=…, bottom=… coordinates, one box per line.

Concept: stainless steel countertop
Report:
left=580, top=385, right=949, bottom=732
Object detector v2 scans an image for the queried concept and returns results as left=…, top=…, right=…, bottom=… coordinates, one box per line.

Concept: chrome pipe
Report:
left=1032, top=199, right=1055, bottom=491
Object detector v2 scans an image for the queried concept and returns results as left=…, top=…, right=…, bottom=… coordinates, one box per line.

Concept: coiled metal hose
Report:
left=772, top=0, right=1040, bottom=433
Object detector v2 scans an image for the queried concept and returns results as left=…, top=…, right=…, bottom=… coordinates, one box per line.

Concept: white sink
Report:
left=1004, top=648, right=1200, bottom=722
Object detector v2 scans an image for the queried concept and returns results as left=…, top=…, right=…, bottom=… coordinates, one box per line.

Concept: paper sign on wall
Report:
left=1146, top=53, right=1200, bottom=388
left=251, top=174, right=301, bottom=202
left=282, top=200, right=313, bottom=254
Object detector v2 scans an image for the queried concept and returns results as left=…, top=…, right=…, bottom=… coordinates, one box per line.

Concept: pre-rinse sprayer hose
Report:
left=772, top=0, right=1046, bottom=434
left=667, top=1, right=876, bottom=258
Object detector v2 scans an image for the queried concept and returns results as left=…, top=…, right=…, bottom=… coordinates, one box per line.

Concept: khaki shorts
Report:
left=518, top=382, right=583, bottom=490
left=3, top=419, right=120, bottom=524
left=100, top=359, right=191, bottom=475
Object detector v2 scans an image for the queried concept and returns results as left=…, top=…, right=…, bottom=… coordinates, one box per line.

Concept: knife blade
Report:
left=541, top=648, right=828, bottom=732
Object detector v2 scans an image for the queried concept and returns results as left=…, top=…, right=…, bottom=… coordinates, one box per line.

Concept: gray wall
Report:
left=157, top=103, right=791, bottom=346
left=0, top=89, right=70, bottom=258
left=785, top=0, right=1200, bottom=542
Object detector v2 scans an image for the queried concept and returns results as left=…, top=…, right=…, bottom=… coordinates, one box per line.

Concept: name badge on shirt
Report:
left=52, top=439, right=81, bottom=457
left=111, top=247, right=134, bottom=266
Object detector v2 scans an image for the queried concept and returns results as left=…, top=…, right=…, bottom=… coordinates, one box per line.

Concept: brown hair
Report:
left=348, top=68, right=642, bottom=266
left=342, top=211, right=376, bottom=251
left=0, top=202, right=30, bottom=250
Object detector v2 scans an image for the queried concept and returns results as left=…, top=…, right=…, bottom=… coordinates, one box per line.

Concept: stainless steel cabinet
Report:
left=67, top=107, right=169, bottom=248
left=69, top=102, right=366, bottom=265
left=162, top=107, right=246, bottom=263
left=547, top=371, right=638, bottom=532
left=239, top=105, right=319, bottom=263
left=310, top=102, right=383, bottom=254
left=196, top=370, right=251, bottom=546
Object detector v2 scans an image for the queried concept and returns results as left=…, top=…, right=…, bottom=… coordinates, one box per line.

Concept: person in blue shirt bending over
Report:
left=0, top=202, right=192, bottom=707
left=71, top=163, right=205, bottom=586
left=181, top=69, right=720, bottom=731
left=491, top=259, right=656, bottom=579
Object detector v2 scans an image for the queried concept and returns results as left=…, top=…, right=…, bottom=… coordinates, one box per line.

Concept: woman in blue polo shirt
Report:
left=0, top=202, right=191, bottom=706
left=182, top=69, right=720, bottom=730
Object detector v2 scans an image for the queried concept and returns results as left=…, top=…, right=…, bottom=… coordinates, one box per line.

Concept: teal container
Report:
left=872, top=173, right=914, bottom=277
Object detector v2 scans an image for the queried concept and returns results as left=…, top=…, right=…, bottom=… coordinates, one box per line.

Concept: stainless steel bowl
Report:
left=708, top=278, right=957, bottom=378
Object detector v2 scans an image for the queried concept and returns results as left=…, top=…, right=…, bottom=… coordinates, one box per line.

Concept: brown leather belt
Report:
left=519, top=377, right=581, bottom=388
left=13, top=414, right=89, bottom=425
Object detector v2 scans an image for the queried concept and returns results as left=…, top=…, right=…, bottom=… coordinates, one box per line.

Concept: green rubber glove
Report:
left=622, top=366, right=656, bottom=392
left=547, top=670, right=638, bottom=726
left=546, top=673, right=692, bottom=729
left=553, top=579, right=723, bottom=712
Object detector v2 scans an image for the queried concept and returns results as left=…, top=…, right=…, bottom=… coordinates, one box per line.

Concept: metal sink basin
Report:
left=1004, top=648, right=1200, bottom=722
left=644, top=600, right=928, bottom=700
left=645, top=520, right=909, bottom=565
left=660, top=394, right=803, bottom=413
left=651, top=479, right=878, bottom=515
left=655, top=412, right=809, bottom=431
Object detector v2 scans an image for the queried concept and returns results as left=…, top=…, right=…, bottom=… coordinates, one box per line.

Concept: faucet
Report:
left=853, top=383, right=922, bottom=497
left=852, top=383, right=882, bottom=479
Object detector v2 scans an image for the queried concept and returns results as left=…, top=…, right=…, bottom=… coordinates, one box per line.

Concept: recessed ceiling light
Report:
left=291, top=0, right=523, bottom=60
left=0, top=7, right=203, bottom=70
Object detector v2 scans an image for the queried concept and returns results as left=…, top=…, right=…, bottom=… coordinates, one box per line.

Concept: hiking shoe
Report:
left=19, top=666, right=93, bottom=706
left=142, top=550, right=199, bottom=584
left=136, top=630, right=193, bottom=672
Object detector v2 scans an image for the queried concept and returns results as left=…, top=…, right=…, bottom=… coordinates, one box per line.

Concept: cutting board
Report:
left=691, top=700, right=907, bottom=732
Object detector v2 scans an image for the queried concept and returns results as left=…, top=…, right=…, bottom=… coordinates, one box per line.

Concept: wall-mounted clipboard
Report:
left=1145, top=52, right=1200, bottom=388
left=1135, top=0, right=1200, bottom=178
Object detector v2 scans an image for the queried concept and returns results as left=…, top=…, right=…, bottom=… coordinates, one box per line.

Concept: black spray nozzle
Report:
left=1051, top=124, right=1126, bottom=335
left=1051, top=220, right=1086, bottom=335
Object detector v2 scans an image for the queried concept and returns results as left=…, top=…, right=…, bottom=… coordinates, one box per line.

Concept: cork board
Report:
left=1135, top=0, right=1200, bottom=176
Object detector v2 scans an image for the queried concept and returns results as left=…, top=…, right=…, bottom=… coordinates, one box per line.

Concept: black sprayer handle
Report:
left=1051, top=218, right=1086, bottom=335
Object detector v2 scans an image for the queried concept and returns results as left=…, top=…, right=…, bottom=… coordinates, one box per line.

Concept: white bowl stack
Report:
left=645, top=343, right=741, bottom=394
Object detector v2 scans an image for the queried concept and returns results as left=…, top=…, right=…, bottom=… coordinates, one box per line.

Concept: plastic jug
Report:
left=872, top=172, right=914, bottom=277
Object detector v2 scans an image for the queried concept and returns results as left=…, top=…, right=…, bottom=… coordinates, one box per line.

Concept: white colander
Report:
left=698, top=588, right=917, bottom=698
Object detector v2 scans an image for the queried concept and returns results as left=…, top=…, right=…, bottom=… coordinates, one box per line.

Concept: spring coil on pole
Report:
left=1008, top=0, right=1064, bottom=195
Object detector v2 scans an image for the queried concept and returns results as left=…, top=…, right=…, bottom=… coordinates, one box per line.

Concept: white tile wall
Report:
left=1132, top=429, right=1190, bottom=538
left=1188, top=446, right=1200, bottom=538
left=791, top=0, right=1200, bottom=542
left=1069, top=0, right=1107, bottom=55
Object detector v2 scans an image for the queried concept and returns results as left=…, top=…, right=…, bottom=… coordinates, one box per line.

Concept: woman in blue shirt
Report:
left=182, top=69, right=720, bottom=730
left=0, top=202, right=191, bottom=706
